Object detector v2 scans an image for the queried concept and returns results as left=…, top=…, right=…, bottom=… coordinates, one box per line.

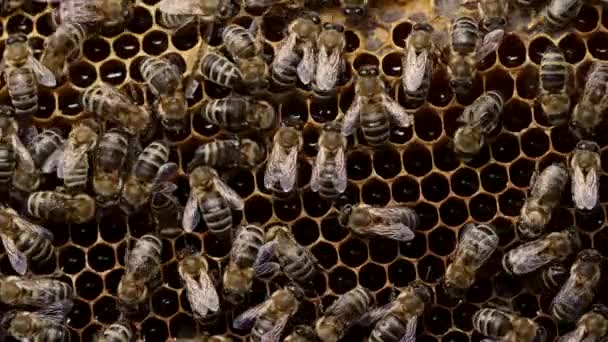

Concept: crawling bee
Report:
left=26, top=191, right=96, bottom=224
left=81, top=83, right=151, bottom=135
left=339, top=204, right=418, bottom=241
left=34, top=0, right=131, bottom=26
left=264, top=126, right=303, bottom=193
left=518, top=163, right=568, bottom=238
left=402, top=17, right=435, bottom=107
left=93, top=128, right=130, bottom=209
left=560, top=304, right=608, bottom=342
left=503, top=228, right=581, bottom=275
left=528, top=0, right=583, bottom=32
left=156, top=10, right=196, bottom=31
left=539, top=46, right=571, bottom=125
left=478, top=0, right=509, bottom=33
left=27, top=127, right=64, bottom=173
left=570, top=140, right=600, bottom=211
left=311, top=122, right=347, bottom=200
left=56, top=119, right=98, bottom=193
left=473, top=307, right=546, bottom=342
left=551, top=249, right=603, bottom=323
left=2, top=301, right=72, bottom=342
left=222, top=20, right=269, bottom=92
left=233, top=286, right=303, bottom=342
left=1, top=33, right=57, bottom=119
left=0, top=106, right=36, bottom=197
left=121, top=140, right=178, bottom=214
left=526, top=264, right=569, bottom=294
left=443, top=223, right=499, bottom=298
left=151, top=191, right=183, bottom=238
left=271, top=13, right=321, bottom=89
left=313, top=22, right=345, bottom=97
left=340, top=0, right=367, bottom=17
left=0, top=206, right=55, bottom=275
left=96, top=319, right=133, bottom=342
left=40, top=22, right=88, bottom=81
left=571, top=61, right=608, bottom=138
left=315, top=286, right=374, bottom=342
left=178, top=251, right=220, bottom=319
left=158, top=0, right=237, bottom=23
left=182, top=166, right=244, bottom=238
left=140, top=56, right=188, bottom=133
left=199, top=96, right=276, bottom=133
left=117, top=234, right=163, bottom=308
left=0, top=275, right=73, bottom=307
left=342, top=65, right=413, bottom=146
left=360, top=282, right=432, bottom=342
left=188, top=138, right=266, bottom=171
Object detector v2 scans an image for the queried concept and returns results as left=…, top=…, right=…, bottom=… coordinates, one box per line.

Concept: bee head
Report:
left=72, top=194, right=96, bottom=224
left=249, top=101, right=276, bottom=131
left=358, top=65, right=379, bottom=77
left=315, top=317, right=338, bottom=342
left=323, top=22, right=344, bottom=33
left=239, top=138, right=266, bottom=167
left=539, top=94, right=570, bottom=124
left=517, top=210, right=544, bottom=239
left=119, top=274, right=146, bottom=304
left=190, top=166, right=216, bottom=188
left=576, top=140, right=600, bottom=154
left=6, top=33, right=27, bottom=46
left=349, top=206, right=372, bottom=227
left=453, top=126, right=481, bottom=160
left=0, top=280, right=21, bottom=304
left=265, top=224, right=289, bottom=241
left=9, top=313, right=32, bottom=336
left=293, top=325, right=319, bottom=341
left=410, top=281, right=433, bottom=304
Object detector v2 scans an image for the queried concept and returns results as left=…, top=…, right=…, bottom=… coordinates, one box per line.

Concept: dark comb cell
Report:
left=516, top=65, right=540, bottom=100
left=128, top=6, right=153, bottom=33
left=388, top=258, right=416, bottom=286
left=321, top=214, right=349, bottom=242
left=392, top=176, right=420, bottom=203
left=311, top=242, right=338, bottom=270
left=382, top=52, right=403, bottom=77
left=485, top=68, right=514, bottom=99
left=152, top=287, right=179, bottom=317
left=513, top=293, right=540, bottom=318
left=373, top=147, right=401, bottom=179
left=418, top=254, right=445, bottom=283
left=345, top=30, right=360, bottom=52
left=58, top=87, right=82, bottom=115
left=142, top=318, right=169, bottom=342
left=68, top=299, right=91, bottom=329
left=491, top=133, right=520, bottom=163
left=480, top=163, right=508, bottom=193
left=87, top=244, right=115, bottom=272
left=348, top=150, right=372, bottom=180
left=453, top=303, right=478, bottom=331
left=440, top=197, right=468, bottom=227
left=509, top=157, right=535, bottom=188
left=71, top=223, right=98, bottom=247
left=433, top=141, right=460, bottom=172
left=401, top=232, right=427, bottom=259
left=7, top=14, right=32, bottom=34
left=310, top=97, right=338, bottom=123
left=428, top=68, right=454, bottom=107
left=392, top=21, right=411, bottom=47
left=503, top=99, right=532, bottom=132
left=113, top=34, right=140, bottom=59
left=83, top=37, right=111, bottom=62
left=359, top=263, right=387, bottom=291
left=362, top=178, right=391, bottom=206
left=498, top=188, right=525, bottom=216
left=292, top=217, right=320, bottom=246
left=421, top=172, right=450, bottom=203
left=403, top=144, right=432, bottom=176
left=69, top=61, right=97, bottom=88
left=466, top=278, right=493, bottom=303
left=244, top=195, right=272, bottom=224
left=451, top=167, right=479, bottom=197
left=302, top=190, right=332, bottom=217
left=498, top=34, right=526, bottom=68
left=75, top=271, right=103, bottom=300
left=429, top=226, right=457, bottom=256
left=529, top=37, right=556, bottom=65
left=339, top=237, right=368, bottom=268
left=100, top=59, right=127, bottom=85
left=273, top=195, right=302, bottom=222
left=143, top=30, right=169, bottom=55
left=425, top=306, right=452, bottom=335
left=521, top=128, right=550, bottom=157
left=353, top=53, right=380, bottom=70
left=589, top=32, right=608, bottom=61
left=469, top=193, right=497, bottom=222
left=329, top=266, right=357, bottom=294
left=559, top=33, right=586, bottom=64
left=415, top=109, right=443, bottom=141
left=93, top=296, right=119, bottom=324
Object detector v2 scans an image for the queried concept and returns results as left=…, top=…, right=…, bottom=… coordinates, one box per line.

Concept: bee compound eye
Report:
left=323, top=22, right=332, bottom=30
left=343, top=8, right=352, bottom=15
left=354, top=8, right=364, bottom=16
left=335, top=24, right=345, bottom=32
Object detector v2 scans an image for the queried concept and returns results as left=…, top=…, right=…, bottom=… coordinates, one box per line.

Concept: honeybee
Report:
left=117, top=234, right=163, bottom=307
left=342, top=65, right=414, bottom=146
left=151, top=191, right=183, bottom=238
left=443, top=223, right=499, bottom=298
left=33, top=0, right=131, bottom=26
left=199, top=96, right=276, bottom=133
left=27, top=128, right=65, bottom=173
left=120, top=140, right=178, bottom=214
left=560, top=304, right=608, bottom=342
left=359, top=282, right=432, bottom=342
left=539, top=46, right=571, bottom=125
left=26, top=191, right=96, bottom=224
left=571, top=61, right=608, bottom=138
left=40, top=22, right=88, bottom=80
left=140, top=56, right=188, bottom=133
left=0, top=275, right=73, bottom=307
left=56, top=119, right=98, bottom=193
left=551, top=249, right=603, bottom=323
left=0, top=0, right=24, bottom=15
left=570, top=140, right=600, bottom=211
left=518, top=163, right=568, bottom=238
left=340, top=0, right=367, bottom=17
left=339, top=204, right=418, bottom=241
left=188, top=138, right=266, bottom=171
left=526, top=264, right=569, bottom=294
left=285, top=325, right=319, bottom=342
left=158, top=0, right=237, bottom=23
left=81, top=83, right=151, bottom=136
left=0, top=33, right=57, bottom=119
left=477, top=0, right=509, bottom=33
left=503, top=228, right=581, bottom=275
left=222, top=20, right=269, bottom=92
left=156, top=11, right=196, bottom=31
left=93, top=128, right=130, bottom=209
left=2, top=301, right=72, bottom=342
left=402, top=17, right=435, bottom=107
left=97, top=319, right=133, bottom=342
left=473, top=307, right=547, bottom=342
left=271, top=13, right=321, bottom=88
left=182, top=166, right=244, bottom=238
left=313, top=22, right=345, bottom=96
left=187, top=48, right=245, bottom=94
left=528, top=0, right=583, bottom=32
left=0, top=106, right=36, bottom=196
left=264, top=126, right=302, bottom=193
left=311, top=122, right=347, bottom=200
left=0, top=206, right=55, bottom=275
left=178, top=251, right=220, bottom=319
left=315, top=286, right=374, bottom=342
left=453, top=90, right=504, bottom=161
left=233, top=286, right=302, bottom=342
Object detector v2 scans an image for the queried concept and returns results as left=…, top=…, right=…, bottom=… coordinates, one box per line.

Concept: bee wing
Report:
left=559, top=325, right=586, bottom=342
left=233, top=301, right=269, bottom=330
left=572, top=165, right=599, bottom=210
left=342, top=94, right=363, bottom=136
left=297, top=41, right=316, bottom=86
left=310, top=147, right=326, bottom=193
left=398, top=317, right=418, bottom=342
left=213, top=177, right=244, bottom=210
left=59, top=142, right=88, bottom=179
left=476, top=29, right=504, bottom=62
left=185, top=78, right=200, bottom=99
left=182, top=193, right=201, bottom=233
left=261, top=315, right=290, bottom=342
left=33, top=300, right=73, bottom=323
left=315, top=44, right=341, bottom=92
left=507, top=244, right=553, bottom=274
left=179, top=265, right=220, bottom=317
left=264, top=144, right=298, bottom=193
left=275, top=33, right=298, bottom=68
left=153, top=162, right=179, bottom=184
left=254, top=240, right=279, bottom=277
left=381, top=93, right=414, bottom=128
left=335, top=145, right=347, bottom=193
left=279, top=147, right=298, bottom=192
left=13, top=216, right=53, bottom=241
left=12, top=135, right=35, bottom=172
left=158, top=0, right=210, bottom=16
left=357, top=301, right=394, bottom=327
left=0, top=233, right=27, bottom=275
left=42, top=145, right=64, bottom=174
left=364, top=223, right=416, bottom=241
left=403, top=46, right=427, bottom=92
left=27, top=56, right=57, bottom=88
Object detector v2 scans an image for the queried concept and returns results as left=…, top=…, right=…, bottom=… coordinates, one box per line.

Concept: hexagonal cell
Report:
left=244, top=195, right=273, bottom=225
left=347, top=150, right=372, bottom=180
left=369, top=237, right=399, bottom=264
left=451, top=167, right=480, bottom=197
left=417, top=254, right=445, bottom=283
left=311, top=241, right=338, bottom=270
left=361, top=177, right=391, bottom=206
left=373, top=146, right=402, bottom=179
left=498, top=188, right=525, bottom=217
left=453, top=302, right=478, bottom=331
left=415, top=202, right=439, bottom=232
left=415, top=108, right=443, bottom=142
left=392, top=176, right=420, bottom=203
left=302, top=190, right=332, bottom=217
left=273, top=195, right=302, bottom=222
left=292, top=217, right=320, bottom=247
left=388, top=258, right=417, bottom=287
left=152, top=287, right=180, bottom=318
left=490, top=133, right=521, bottom=163
left=382, top=52, right=403, bottom=77
left=87, top=243, right=116, bottom=272
left=403, top=143, right=433, bottom=177
left=440, top=197, right=469, bottom=227
left=76, top=271, right=104, bottom=301
left=521, top=128, right=550, bottom=158
left=93, top=296, right=120, bottom=324
left=68, top=299, right=91, bottom=330
left=558, top=33, right=586, bottom=64
left=513, top=293, right=540, bottom=318
left=339, top=237, right=368, bottom=268
left=328, top=266, right=358, bottom=295
left=59, top=246, right=86, bottom=275
left=141, top=317, right=169, bottom=342
left=421, top=172, right=450, bottom=203
left=485, top=68, right=514, bottom=99
left=425, top=306, right=452, bottom=335
left=359, top=263, right=387, bottom=291
left=480, top=163, right=508, bottom=193
left=503, top=99, right=532, bottom=132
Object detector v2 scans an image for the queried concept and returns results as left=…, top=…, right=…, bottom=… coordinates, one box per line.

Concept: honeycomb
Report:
left=1, top=0, right=607, bottom=341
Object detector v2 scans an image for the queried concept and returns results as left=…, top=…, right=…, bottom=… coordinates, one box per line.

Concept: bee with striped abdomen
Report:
left=158, top=0, right=237, bottom=23
left=402, top=15, right=435, bottom=108
left=0, top=0, right=24, bottom=15
left=151, top=191, right=183, bottom=238
left=223, top=19, right=269, bottom=92
left=93, top=128, right=130, bottom=209
left=178, top=251, right=220, bottom=319
left=473, top=307, right=547, bottom=342
left=0, top=275, right=73, bottom=308
left=118, top=234, right=162, bottom=308
left=478, top=0, right=509, bottom=33
left=188, top=138, right=266, bottom=171
left=529, top=0, right=583, bottom=32
left=526, top=264, right=569, bottom=294
left=2, top=301, right=72, bottom=342
left=199, top=96, right=276, bottom=133
left=34, top=0, right=132, bottom=27
left=0, top=106, right=36, bottom=198
left=571, top=61, right=608, bottom=138
left=570, top=140, right=600, bottom=211
left=26, top=191, right=96, bottom=224
left=186, top=45, right=244, bottom=95
left=339, top=204, right=418, bottom=241
left=313, top=22, right=345, bottom=97
left=539, top=46, right=571, bottom=125
left=56, top=119, right=98, bottom=193
left=265, top=126, right=303, bottom=193
left=40, top=22, right=88, bottom=81
left=311, top=121, right=347, bottom=200
left=559, top=304, right=608, bottom=342
left=315, top=286, right=374, bottom=342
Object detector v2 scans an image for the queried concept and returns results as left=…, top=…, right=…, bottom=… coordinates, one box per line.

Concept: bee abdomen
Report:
left=540, top=61, right=568, bottom=93
left=233, top=224, right=264, bottom=268
left=271, top=51, right=299, bottom=87
left=15, top=230, right=54, bottom=265
left=27, top=191, right=66, bottom=222
left=451, top=16, right=480, bottom=54
left=361, top=111, right=390, bottom=146
left=368, top=314, right=409, bottom=342
left=318, top=165, right=339, bottom=199
left=200, top=97, right=248, bottom=132
left=190, top=140, right=240, bottom=169
left=252, top=317, right=274, bottom=342
left=201, top=193, right=232, bottom=235
left=140, top=56, right=181, bottom=96
left=129, top=235, right=162, bottom=273
left=473, top=308, right=512, bottom=337
left=82, top=85, right=111, bottom=115
left=546, top=0, right=583, bottom=29
left=101, top=322, right=132, bottom=342
left=404, top=63, right=432, bottom=106
left=157, top=12, right=194, bottom=29
left=96, top=129, right=129, bottom=171
left=29, top=128, right=63, bottom=169
left=282, top=252, right=316, bottom=285
left=201, top=53, right=242, bottom=89
left=6, top=67, right=38, bottom=117
left=133, top=142, right=170, bottom=181
left=0, top=145, right=16, bottom=190
left=63, top=158, right=89, bottom=190
left=223, top=24, right=257, bottom=59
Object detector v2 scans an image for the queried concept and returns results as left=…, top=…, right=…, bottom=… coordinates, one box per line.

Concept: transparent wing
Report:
left=368, top=207, right=417, bottom=226
left=179, top=265, right=220, bottom=317
left=182, top=193, right=201, bottom=233
left=279, top=146, right=298, bottom=192
left=297, top=41, right=316, bottom=85
left=315, top=45, right=341, bottom=92
left=358, top=302, right=395, bottom=327
left=264, top=142, right=283, bottom=191
left=334, top=145, right=347, bottom=193
left=42, top=148, right=63, bottom=174
left=342, top=94, right=363, bottom=136
left=382, top=93, right=414, bottom=128
left=254, top=240, right=279, bottom=277
left=398, top=317, right=418, bottom=342
left=365, top=223, right=416, bottom=241
left=559, top=326, right=586, bottom=342
left=274, top=33, right=297, bottom=68
left=59, top=142, right=88, bottom=179
left=1, top=233, right=26, bottom=275
left=152, top=181, right=178, bottom=194
left=34, top=300, right=73, bottom=323
left=506, top=243, right=553, bottom=274
left=551, top=275, right=586, bottom=319
left=153, top=162, right=179, bottom=184
left=213, top=177, right=244, bottom=210
left=403, top=46, right=427, bottom=92
left=13, top=216, right=53, bottom=240
left=12, top=135, right=35, bottom=172
left=185, top=78, right=200, bottom=99
left=476, top=29, right=504, bottom=62
left=572, top=165, right=599, bottom=210
left=233, top=301, right=269, bottom=330
left=261, top=315, right=290, bottom=342
left=28, top=56, right=57, bottom=88
left=159, top=0, right=209, bottom=15
left=310, top=147, right=326, bottom=192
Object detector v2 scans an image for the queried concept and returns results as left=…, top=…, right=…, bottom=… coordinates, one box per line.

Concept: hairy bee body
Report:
left=223, top=224, right=265, bottom=305
left=40, top=22, right=87, bottom=80
left=200, top=53, right=242, bottom=89
left=311, top=122, right=347, bottom=199
left=189, top=138, right=266, bottom=170
left=201, top=191, right=232, bottom=236
left=473, top=308, right=545, bottom=342
left=545, top=0, right=583, bottom=31
left=527, top=264, right=569, bottom=294
left=572, top=61, right=608, bottom=137
left=199, top=97, right=275, bottom=133
left=341, top=204, right=417, bottom=241
left=118, top=234, right=162, bottom=307
left=451, top=16, right=480, bottom=55
left=0, top=276, right=73, bottom=307
left=448, top=16, right=480, bottom=95
left=271, top=47, right=300, bottom=88
left=368, top=315, right=410, bottom=342
left=361, top=104, right=391, bottom=146
left=0, top=143, right=16, bottom=194
left=570, top=140, right=601, bottom=210
left=250, top=287, right=301, bottom=342
left=316, top=286, right=374, bottom=342
left=156, top=12, right=194, bottom=30
left=479, top=0, right=508, bottom=32
left=5, top=309, right=70, bottom=342
left=539, top=47, right=570, bottom=125
left=223, top=24, right=257, bottom=60
left=97, top=321, right=132, bottom=342
left=151, top=192, right=183, bottom=238
left=403, top=58, right=432, bottom=107
left=28, top=128, right=64, bottom=170
left=266, top=226, right=318, bottom=291
left=94, top=128, right=129, bottom=208
left=27, top=191, right=96, bottom=224
left=560, top=305, right=608, bottom=342
left=6, top=67, right=38, bottom=118
left=64, top=158, right=89, bottom=191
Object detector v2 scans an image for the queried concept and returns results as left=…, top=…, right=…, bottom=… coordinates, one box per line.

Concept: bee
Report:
left=0, top=206, right=55, bottom=275
left=339, top=204, right=418, bottom=241
left=156, top=11, right=196, bottom=31
left=473, top=307, right=547, bottom=342
left=571, top=61, right=608, bottom=138
left=81, top=83, right=151, bottom=135
left=315, top=286, right=374, bottom=342
left=518, top=163, right=568, bottom=238
left=178, top=251, right=220, bottom=319
left=313, top=22, right=345, bottom=97
left=526, top=264, right=569, bottom=294
left=140, top=56, right=188, bottom=133
left=539, top=46, right=571, bottom=125
left=151, top=191, right=183, bottom=238
left=402, top=17, right=434, bottom=107
left=570, top=140, right=600, bottom=211
left=2, top=301, right=72, bottom=342
left=93, top=128, right=130, bottom=209
left=285, top=325, right=319, bottom=342
left=233, top=286, right=302, bottom=342
left=560, top=304, right=608, bottom=342
left=96, top=319, right=133, bottom=342
left=453, top=90, right=504, bottom=161
left=341, top=65, right=414, bottom=146
left=120, top=140, right=178, bottom=214
left=271, top=13, right=321, bottom=88
left=340, top=0, right=367, bottom=17
left=117, top=234, right=163, bottom=307
left=359, top=282, right=432, bottom=342
left=182, top=166, right=243, bottom=238
left=27, top=128, right=65, bottom=173
left=56, top=119, right=98, bottom=193
left=551, top=249, right=603, bottom=323
left=0, top=275, right=73, bottom=307
left=0, top=0, right=24, bottom=15
left=503, top=228, right=581, bottom=275
left=0, top=106, right=36, bottom=197
left=311, top=122, right=347, bottom=200
left=26, top=191, right=96, bottom=224
left=40, top=22, right=88, bottom=81
left=187, top=48, right=245, bottom=93
left=478, top=0, right=509, bottom=33
left=34, top=0, right=131, bottom=26
left=264, top=126, right=303, bottom=193
left=0, top=33, right=57, bottom=119
left=443, top=223, right=499, bottom=298
left=530, top=0, right=583, bottom=32
left=199, top=96, right=276, bottom=133
left=188, top=138, right=266, bottom=171
left=222, top=20, right=269, bottom=92
left=158, top=0, right=237, bottom=23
